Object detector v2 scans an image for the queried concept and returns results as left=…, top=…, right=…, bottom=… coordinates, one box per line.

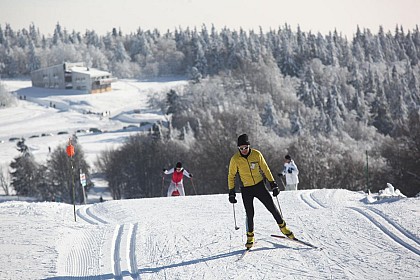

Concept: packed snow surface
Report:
left=0, top=189, right=419, bottom=279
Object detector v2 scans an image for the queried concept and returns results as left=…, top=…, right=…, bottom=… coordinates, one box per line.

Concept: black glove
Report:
left=162, top=168, right=167, bottom=172
left=228, top=189, right=237, bottom=203
left=288, top=167, right=293, bottom=174
left=189, top=173, right=193, bottom=178
left=270, top=181, right=280, bottom=197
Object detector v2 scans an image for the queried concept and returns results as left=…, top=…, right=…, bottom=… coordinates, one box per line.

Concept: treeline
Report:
left=1, top=23, right=419, bottom=80
left=2, top=22, right=419, bottom=197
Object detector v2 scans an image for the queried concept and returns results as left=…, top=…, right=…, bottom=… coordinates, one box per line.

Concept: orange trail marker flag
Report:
left=66, top=139, right=75, bottom=157
left=66, top=138, right=76, bottom=221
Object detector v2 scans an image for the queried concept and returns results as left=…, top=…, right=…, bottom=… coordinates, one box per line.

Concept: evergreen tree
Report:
left=10, top=139, right=38, bottom=197
left=27, top=40, right=40, bottom=72
left=166, top=89, right=185, bottom=115
left=370, top=81, right=393, bottom=134
left=298, top=67, right=317, bottom=107
left=261, top=100, right=278, bottom=128
left=52, top=22, right=63, bottom=45
left=0, top=25, right=4, bottom=45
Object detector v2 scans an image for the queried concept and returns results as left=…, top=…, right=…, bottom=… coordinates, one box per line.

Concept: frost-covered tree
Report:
left=113, top=41, right=130, bottom=63
left=261, top=100, right=278, bottom=128
left=189, top=66, right=202, bottom=83
left=191, top=32, right=208, bottom=77
left=52, top=22, right=63, bottom=45
left=166, top=89, right=185, bottom=115
left=298, top=67, right=317, bottom=107
left=27, top=40, right=40, bottom=71
left=370, top=82, right=393, bottom=134
left=0, top=82, right=17, bottom=107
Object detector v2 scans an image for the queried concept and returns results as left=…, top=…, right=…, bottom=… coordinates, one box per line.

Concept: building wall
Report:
left=71, top=72, right=91, bottom=93
left=31, top=64, right=66, bottom=89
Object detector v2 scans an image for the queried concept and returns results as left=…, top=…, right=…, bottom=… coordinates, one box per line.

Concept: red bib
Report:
left=171, top=189, right=180, bottom=196
left=172, top=170, right=183, bottom=183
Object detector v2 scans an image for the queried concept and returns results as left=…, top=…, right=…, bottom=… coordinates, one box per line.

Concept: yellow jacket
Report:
left=228, top=148, right=275, bottom=190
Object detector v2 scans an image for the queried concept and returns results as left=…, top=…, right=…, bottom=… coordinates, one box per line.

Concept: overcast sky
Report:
left=0, top=0, right=419, bottom=38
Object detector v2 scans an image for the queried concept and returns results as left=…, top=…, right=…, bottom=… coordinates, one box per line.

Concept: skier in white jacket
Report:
left=280, top=155, right=299, bottom=191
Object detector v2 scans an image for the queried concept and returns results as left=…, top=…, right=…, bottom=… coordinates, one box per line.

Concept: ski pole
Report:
left=279, top=176, right=286, bottom=191
left=275, top=196, right=284, bottom=219
left=161, top=176, right=165, bottom=197
left=233, top=204, right=240, bottom=230
left=190, top=178, right=198, bottom=195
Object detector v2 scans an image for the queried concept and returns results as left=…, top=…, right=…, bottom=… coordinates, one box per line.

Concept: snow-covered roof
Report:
left=71, top=66, right=111, bottom=77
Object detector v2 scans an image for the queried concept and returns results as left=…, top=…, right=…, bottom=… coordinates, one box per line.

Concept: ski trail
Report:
left=86, top=207, right=109, bottom=224
left=299, top=192, right=318, bottom=209
left=77, top=205, right=109, bottom=225
left=111, top=223, right=139, bottom=280
left=127, top=223, right=140, bottom=279
left=350, top=207, right=420, bottom=256
left=299, top=190, right=323, bottom=209
left=111, top=224, right=124, bottom=279
left=368, top=207, right=420, bottom=246
left=309, top=191, right=328, bottom=208
left=76, top=207, right=99, bottom=225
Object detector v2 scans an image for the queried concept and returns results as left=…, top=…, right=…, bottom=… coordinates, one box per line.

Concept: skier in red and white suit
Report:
left=163, top=162, right=192, bottom=197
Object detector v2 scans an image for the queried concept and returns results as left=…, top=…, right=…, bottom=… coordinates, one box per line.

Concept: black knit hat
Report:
left=285, top=155, right=291, bottom=160
left=237, top=134, right=250, bottom=146
left=175, top=162, right=182, bottom=168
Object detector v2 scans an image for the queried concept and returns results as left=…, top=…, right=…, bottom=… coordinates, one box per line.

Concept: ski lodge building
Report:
left=31, top=62, right=116, bottom=94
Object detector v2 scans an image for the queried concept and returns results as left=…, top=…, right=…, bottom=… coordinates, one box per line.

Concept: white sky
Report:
left=0, top=0, right=419, bottom=39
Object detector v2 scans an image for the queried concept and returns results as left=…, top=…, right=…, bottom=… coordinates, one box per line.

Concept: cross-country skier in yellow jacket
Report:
left=228, top=134, right=295, bottom=249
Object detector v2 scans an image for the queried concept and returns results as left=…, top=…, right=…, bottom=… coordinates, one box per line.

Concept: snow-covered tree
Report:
left=10, top=139, right=38, bottom=197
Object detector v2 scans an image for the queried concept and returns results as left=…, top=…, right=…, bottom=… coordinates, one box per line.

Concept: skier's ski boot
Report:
left=245, top=231, right=254, bottom=249
left=279, top=221, right=295, bottom=239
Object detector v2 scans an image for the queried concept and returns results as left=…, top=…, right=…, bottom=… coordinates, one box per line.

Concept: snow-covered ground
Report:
left=0, top=188, right=419, bottom=279
left=0, top=79, right=419, bottom=279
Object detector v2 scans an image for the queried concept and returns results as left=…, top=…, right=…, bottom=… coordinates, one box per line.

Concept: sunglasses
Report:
left=238, top=146, right=249, bottom=151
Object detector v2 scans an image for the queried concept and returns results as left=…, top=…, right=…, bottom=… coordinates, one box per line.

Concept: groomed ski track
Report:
left=52, top=189, right=419, bottom=280
left=58, top=204, right=140, bottom=279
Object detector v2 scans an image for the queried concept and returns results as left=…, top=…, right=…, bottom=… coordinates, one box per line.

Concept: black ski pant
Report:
left=241, top=180, right=284, bottom=233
